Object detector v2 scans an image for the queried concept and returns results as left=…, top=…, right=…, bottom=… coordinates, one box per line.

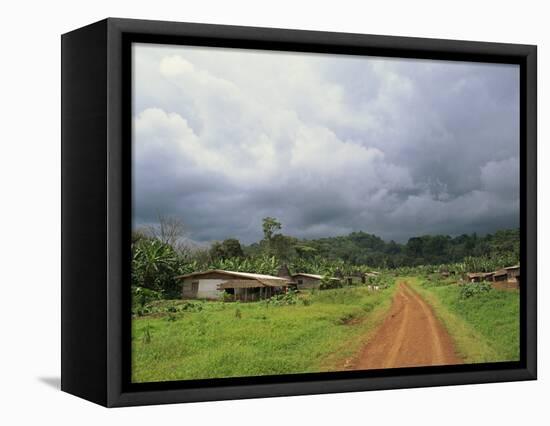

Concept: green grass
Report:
left=132, top=282, right=396, bottom=383
left=408, top=276, right=519, bottom=363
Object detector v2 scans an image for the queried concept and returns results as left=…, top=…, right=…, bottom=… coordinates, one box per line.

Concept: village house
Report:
left=467, top=272, right=494, bottom=283
left=504, top=265, right=520, bottom=285
left=467, top=265, right=520, bottom=289
left=492, top=269, right=508, bottom=282
left=291, top=273, right=324, bottom=289
left=492, top=265, right=520, bottom=288
left=176, top=270, right=290, bottom=301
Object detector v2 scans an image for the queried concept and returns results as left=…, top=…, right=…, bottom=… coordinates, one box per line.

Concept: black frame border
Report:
left=63, top=17, right=537, bottom=407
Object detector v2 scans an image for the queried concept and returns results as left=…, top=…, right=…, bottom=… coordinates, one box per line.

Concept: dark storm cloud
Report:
left=132, top=44, right=519, bottom=244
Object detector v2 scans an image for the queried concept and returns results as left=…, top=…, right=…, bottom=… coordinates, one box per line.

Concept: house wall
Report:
left=507, top=269, right=520, bottom=281
left=181, top=278, right=225, bottom=300
left=295, top=276, right=321, bottom=289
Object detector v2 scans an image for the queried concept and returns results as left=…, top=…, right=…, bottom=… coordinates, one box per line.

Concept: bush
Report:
left=218, top=291, right=234, bottom=302
left=460, top=281, right=493, bottom=299
left=319, top=276, right=343, bottom=290
left=265, top=289, right=298, bottom=306
left=132, top=286, right=161, bottom=315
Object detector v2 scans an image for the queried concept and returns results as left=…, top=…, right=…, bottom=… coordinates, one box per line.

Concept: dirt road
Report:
left=352, top=281, right=462, bottom=370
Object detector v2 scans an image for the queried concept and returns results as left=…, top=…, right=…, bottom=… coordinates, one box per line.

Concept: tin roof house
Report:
left=176, top=270, right=290, bottom=301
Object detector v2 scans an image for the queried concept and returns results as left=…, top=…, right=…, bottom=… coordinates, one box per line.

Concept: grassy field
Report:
left=132, top=281, right=396, bottom=383
left=409, top=276, right=520, bottom=363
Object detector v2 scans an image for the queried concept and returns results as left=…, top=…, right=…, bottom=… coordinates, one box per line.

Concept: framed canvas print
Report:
left=61, top=18, right=537, bottom=407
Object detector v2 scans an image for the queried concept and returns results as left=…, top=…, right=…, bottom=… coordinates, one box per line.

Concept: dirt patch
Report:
left=346, top=281, right=463, bottom=370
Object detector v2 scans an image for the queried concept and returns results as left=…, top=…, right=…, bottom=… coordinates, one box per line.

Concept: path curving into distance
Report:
left=354, top=281, right=463, bottom=370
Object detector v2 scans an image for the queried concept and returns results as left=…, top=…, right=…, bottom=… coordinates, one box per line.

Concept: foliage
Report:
left=218, top=290, right=233, bottom=302
left=132, top=286, right=162, bottom=316
left=131, top=238, right=181, bottom=297
left=264, top=289, right=298, bottom=306
left=319, top=275, right=343, bottom=290
left=132, top=283, right=396, bottom=382
left=459, top=281, right=493, bottom=299
left=262, top=217, right=282, bottom=241
left=131, top=215, right=519, bottom=299
left=209, top=238, right=244, bottom=260
left=412, top=277, right=519, bottom=362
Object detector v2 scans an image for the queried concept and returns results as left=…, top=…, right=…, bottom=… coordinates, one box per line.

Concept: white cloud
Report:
left=132, top=43, right=520, bottom=242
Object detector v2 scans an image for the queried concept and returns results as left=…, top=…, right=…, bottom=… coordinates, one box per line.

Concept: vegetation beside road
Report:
left=132, top=278, right=396, bottom=383
left=409, top=276, right=520, bottom=363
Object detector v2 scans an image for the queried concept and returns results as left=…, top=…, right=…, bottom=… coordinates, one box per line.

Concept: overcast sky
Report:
left=132, top=43, right=519, bottom=244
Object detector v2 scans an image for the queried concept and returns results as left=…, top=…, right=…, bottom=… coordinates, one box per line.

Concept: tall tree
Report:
left=262, top=217, right=282, bottom=241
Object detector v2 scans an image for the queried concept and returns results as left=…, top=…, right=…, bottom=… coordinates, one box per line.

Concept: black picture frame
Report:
left=61, top=17, right=537, bottom=407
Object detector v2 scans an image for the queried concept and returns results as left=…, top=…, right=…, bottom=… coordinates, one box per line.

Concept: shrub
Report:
left=265, top=289, right=298, bottom=306
left=319, top=276, right=343, bottom=290
left=142, top=325, right=152, bottom=344
left=219, top=291, right=234, bottom=302
left=460, top=281, right=493, bottom=299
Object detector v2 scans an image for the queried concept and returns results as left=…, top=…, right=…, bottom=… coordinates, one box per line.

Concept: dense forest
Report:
left=245, top=225, right=519, bottom=268
left=132, top=216, right=519, bottom=298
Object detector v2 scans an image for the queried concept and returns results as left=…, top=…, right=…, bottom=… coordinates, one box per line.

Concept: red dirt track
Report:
left=352, top=281, right=463, bottom=370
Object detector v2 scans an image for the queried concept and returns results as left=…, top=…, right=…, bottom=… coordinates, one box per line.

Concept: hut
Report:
left=491, top=265, right=520, bottom=289
left=505, top=265, right=520, bottom=285
left=291, top=273, right=323, bottom=289
left=277, top=264, right=298, bottom=289
left=467, top=272, right=494, bottom=283
left=176, top=270, right=290, bottom=301
left=492, top=269, right=508, bottom=282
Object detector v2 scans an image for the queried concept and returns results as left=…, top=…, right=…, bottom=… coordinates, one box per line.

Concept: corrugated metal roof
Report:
left=292, top=273, right=323, bottom=280
left=175, top=269, right=289, bottom=281
left=467, top=272, right=494, bottom=278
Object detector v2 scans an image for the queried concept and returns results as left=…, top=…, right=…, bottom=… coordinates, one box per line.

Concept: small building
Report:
left=291, top=273, right=323, bottom=289
left=277, top=264, right=298, bottom=289
left=176, top=270, right=290, bottom=301
left=490, top=265, right=520, bottom=290
left=492, top=269, right=508, bottom=282
left=467, top=272, right=494, bottom=283
left=505, top=265, right=520, bottom=285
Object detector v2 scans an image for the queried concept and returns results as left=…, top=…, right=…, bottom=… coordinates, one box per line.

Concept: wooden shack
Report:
left=467, top=272, right=494, bottom=283
left=492, top=269, right=508, bottom=282
left=291, top=273, right=323, bottom=289
left=505, top=265, right=520, bottom=285
left=176, top=270, right=290, bottom=301
left=490, top=265, right=520, bottom=290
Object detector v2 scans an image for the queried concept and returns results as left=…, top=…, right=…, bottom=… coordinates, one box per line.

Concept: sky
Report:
left=132, top=43, right=520, bottom=244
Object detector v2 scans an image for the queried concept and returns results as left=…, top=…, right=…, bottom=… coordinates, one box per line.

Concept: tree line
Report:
left=131, top=215, right=519, bottom=298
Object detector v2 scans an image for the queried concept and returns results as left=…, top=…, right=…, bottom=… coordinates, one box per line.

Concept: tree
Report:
left=147, top=215, right=188, bottom=253
left=210, top=238, right=245, bottom=260
left=262, top=217, right=282, bottom=241
left=270, top=234, right=297, bottom=261
left=222, top=238, right=245, bottom=258
left=131, top=238, right=180, bottom=297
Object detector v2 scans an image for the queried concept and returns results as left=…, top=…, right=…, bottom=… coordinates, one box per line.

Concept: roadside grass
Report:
left=132, top=281, right=396, bottom=383
left=408, top=276, right=519, bottom=363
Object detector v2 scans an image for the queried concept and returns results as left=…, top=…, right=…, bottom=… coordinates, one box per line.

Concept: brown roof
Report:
left=219, top=278, right=289, bottom=289
left=292, top=273, right=323, bottom=280
left=175, top=269, right=289, bottom=282
left=467, top=272, right=494, bottom=278
left=504, top=265, right=520, bottom=271
left=493, top=269, right=507, bottom=277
